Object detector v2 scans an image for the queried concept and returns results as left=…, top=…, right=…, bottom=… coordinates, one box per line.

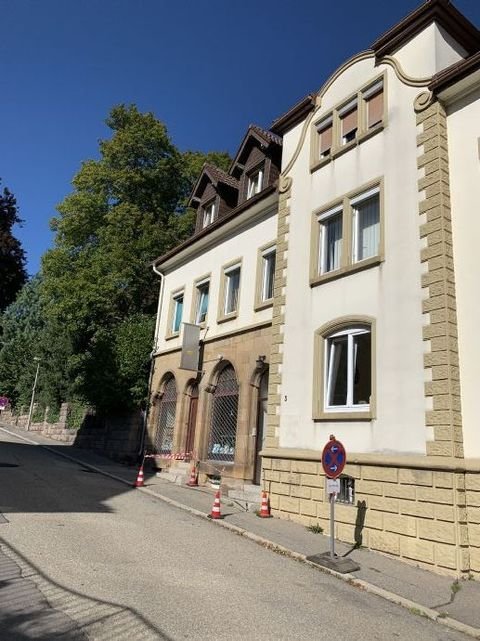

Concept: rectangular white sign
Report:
left=326, top=478, right=340, bottom=495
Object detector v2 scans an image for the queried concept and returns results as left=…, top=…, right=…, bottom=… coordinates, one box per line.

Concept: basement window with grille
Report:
left=335, top=476, right=355, bottom=505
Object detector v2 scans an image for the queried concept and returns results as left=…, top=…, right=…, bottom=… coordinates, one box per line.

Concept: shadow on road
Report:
left=0, top=439, right=157, bottom=514
left=0, top=537, right=172, bottom=641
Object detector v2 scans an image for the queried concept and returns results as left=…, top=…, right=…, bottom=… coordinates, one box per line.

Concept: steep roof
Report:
left=249, top=125, right=283, bottom=147
left=154, top=185, right=277, bottom=267
left=188, top=162, right=239, bottom=206
left=202, top=163, right=239, bottom=189
left=229, top=124, right=282, bottom=174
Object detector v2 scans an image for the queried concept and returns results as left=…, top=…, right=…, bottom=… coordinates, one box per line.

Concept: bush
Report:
left=66, top=401, right=87, bottom=430
left=46, top=405, right=61, bottom=424
left=32, top=404, right=46, bottom=423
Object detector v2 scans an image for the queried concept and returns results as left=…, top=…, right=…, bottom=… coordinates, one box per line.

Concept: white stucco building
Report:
left=148, top=0, right=480, bottom=578
left=261, top=0, right=480, bottom=578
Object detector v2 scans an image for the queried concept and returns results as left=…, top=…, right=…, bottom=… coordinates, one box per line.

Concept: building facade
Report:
left=147, top=126, right=281, bottom=486
left=262, top=0, right=480, bottom=578
left=147, top=0, right=480, bottom=578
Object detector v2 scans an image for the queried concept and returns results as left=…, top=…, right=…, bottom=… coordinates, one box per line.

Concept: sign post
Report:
left=306, top=434, right=360, bottom=573
left=321, top=435, right=345, bottom=560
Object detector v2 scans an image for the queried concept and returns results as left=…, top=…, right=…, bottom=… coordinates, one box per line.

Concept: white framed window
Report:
left=203, top=201, right=215, bottom=228
left=363, top=79, right=384, bottom=130
left=172, top=293, right=184, bottom=334
left=261, top=247, right=276, bottom=301
left=318, top=207, right=343, bottom=274
left=224, top=265, right=241, bottom=315
left=339, top=98, right=358, bottom=145
left=325, top=326, right=371, bottom=412
left=195, top=279, right=210, bottom=324
left=351, top=188, right=380, bottom=263
left=247, top=168, right=263, bottom=199
left=317, top=116, right=333, bottom=159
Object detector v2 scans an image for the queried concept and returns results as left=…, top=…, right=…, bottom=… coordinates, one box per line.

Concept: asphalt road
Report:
left=0, top=430, right=471, bottom=641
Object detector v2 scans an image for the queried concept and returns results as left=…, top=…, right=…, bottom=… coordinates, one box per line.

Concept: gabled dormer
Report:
left=189, top=163, right=239, bottom=234
left=230, top=125, right=282, bottom=205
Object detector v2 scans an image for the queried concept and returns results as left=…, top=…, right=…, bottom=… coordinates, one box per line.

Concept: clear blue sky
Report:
left=3, top=0, right=480, bottom=275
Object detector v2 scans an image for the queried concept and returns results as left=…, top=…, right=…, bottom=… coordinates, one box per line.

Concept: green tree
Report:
left=41, top=104, right=230, bottom=412
left=0, top=276, right=43, bottom=405
left=0, top=181, right=27, bottom=312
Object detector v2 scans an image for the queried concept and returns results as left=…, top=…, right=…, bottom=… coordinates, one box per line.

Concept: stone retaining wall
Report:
left=0, top=404, right=142, bottom=463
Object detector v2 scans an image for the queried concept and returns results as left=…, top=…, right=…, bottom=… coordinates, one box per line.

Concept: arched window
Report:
left=154, top=376, right=177, bottom=454
left=208, top=365, right=239, bottom=462
left=325, top=326, right=371, bottom=410
left=313, top=317, right=375, bottom=420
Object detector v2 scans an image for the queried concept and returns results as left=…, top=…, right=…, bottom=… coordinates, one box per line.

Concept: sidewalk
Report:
left=2, top=423, right=480, bottom=639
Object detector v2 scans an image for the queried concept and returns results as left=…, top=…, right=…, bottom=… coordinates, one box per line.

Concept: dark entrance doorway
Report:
left=254, top=370, right=269, bottom=485
left=185, top=384, right=198, bottom=458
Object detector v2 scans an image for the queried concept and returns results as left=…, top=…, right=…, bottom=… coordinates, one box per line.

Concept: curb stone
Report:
left=1, top=425, right=479, bottom=640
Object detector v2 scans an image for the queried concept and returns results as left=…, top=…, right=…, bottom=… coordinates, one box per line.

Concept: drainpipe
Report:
left=138, top=261, right=164, bottom=457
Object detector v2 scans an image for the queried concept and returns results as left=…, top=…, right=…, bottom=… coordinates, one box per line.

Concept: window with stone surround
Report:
left=311, top=74, right=386, bottom=172
left=310, top=179, right=383, bottom=286
left=313, top=317, right=375, bottom=421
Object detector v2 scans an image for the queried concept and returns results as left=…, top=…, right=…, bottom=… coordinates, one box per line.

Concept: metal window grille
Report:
left=336, top=476, right=355, bottom=505
left=208, top=366, right=239, bottom=462
left=154, top=377, right=177, bottom=455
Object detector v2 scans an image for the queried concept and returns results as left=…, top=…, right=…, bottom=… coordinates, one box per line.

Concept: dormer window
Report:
left=247, top=167, right=263, bottom=199
left=339, top=98, right=358, bottom=145
left=203, top=201, right=216, bottom=228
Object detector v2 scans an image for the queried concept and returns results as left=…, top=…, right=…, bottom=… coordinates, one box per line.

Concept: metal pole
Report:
left=26, top=360, right=40, bottom=432
left=330, top=491, right=335, bottom=559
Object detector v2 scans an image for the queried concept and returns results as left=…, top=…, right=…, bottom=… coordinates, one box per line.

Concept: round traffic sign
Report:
left=322, top=435, right=346, bottom=479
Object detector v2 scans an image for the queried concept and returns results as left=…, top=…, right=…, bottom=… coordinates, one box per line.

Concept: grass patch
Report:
left=307, top=523, right=324, bottom=534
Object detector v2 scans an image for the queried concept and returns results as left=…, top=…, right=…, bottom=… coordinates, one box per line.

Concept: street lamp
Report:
left=26, top=357, right=41, bottom=431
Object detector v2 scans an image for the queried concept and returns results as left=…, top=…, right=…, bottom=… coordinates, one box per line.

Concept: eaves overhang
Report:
left=153, top=186, right=277, bottom=272
left=372, top=0, right=480, bottom=59
left=430, top=50, right=480, bottom=101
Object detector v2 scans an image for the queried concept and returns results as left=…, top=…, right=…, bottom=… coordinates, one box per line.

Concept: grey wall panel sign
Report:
left=180, top=323, right=201, bottom=371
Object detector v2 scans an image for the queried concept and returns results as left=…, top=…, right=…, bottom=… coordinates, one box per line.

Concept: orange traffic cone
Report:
left=210, top=490, right=222, bottom=519
left=187, top=462, right=198, bottom=487
left=133, top=464, right=145, bottom=488
left=259, top=491, right=271, bottom=518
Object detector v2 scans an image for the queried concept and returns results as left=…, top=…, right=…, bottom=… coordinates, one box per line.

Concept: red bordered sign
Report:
left=322, top=436, right=346, bottom=480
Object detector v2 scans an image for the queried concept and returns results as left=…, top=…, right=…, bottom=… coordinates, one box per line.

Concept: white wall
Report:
left=155, top=206, right=277, bottom=353
left=279, top=57, right=429, bottom=455
left=447, top=86, right=480, bottom=458
left=393, top=22, right=466, bottom=79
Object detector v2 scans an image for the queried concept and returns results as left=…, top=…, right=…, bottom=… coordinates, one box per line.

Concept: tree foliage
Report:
left=0, top=181, right=27, bottom=312
left=0, top=276, right=44, bottom=405
left=29, top=104, right=231, bottom=412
